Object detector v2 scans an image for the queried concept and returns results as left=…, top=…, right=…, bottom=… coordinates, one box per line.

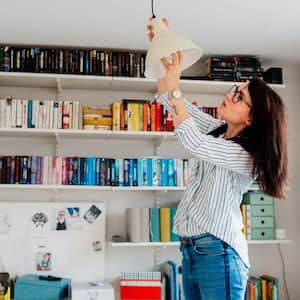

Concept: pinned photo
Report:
left=36, top=251, right=51, bottom=271
left=51, top=209, right=68, bottom=231
left=83, top=205, right=102, bottom=224
left=27, top=211, right=50, bottom=237
left=51, top=208, right=82, bottom=231
left=31, top=212, right=48, bottom=228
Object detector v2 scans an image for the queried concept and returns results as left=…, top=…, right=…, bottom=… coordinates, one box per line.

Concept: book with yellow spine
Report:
left=160, top=208, right=171, bottom=242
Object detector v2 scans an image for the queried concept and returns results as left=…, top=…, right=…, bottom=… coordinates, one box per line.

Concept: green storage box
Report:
left=251, top=217, right=274, bottom=228
left=251, top=205, right=274, bottom=217
left=251, top=228, right=275, bottom=240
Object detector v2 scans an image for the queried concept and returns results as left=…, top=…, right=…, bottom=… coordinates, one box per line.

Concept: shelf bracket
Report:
left=56, top=76, right=62, bottom=101
left=53, top=187, right=59, bottom=202
left=55, top=132, right=60, bottom=156
left=154, top=247, right=161, bottom=268
left=154, top=139, right=162, bottom=156
left=154, top=191, right=161, bottom=208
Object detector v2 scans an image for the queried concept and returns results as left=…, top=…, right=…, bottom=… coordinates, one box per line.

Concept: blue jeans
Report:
left=180, top=233, right=249, bottom=300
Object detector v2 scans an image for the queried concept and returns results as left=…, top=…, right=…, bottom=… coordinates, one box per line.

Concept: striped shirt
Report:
left=157, top=92, right=256, bottom=267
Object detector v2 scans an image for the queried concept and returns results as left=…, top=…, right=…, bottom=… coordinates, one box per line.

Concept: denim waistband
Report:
left=180, top=233, right=228, bottom=247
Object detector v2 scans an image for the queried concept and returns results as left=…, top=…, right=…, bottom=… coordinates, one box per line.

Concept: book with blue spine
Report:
left=124, top=158, right=130, bottom=186
left=170, top=208, right=180, bottom=241
left=142, top=158, right=148, bottom=186
left=147, top=158, right=153, bottom=186
left=27, top=100, right=33, bottom=128
left=152, top=158, right=158, bottom=187
left=95, top=157, right=100, bottom=185
left=133, top=159, right=138, bottom=186
left=111, top=159, right=116, bottom=186
left=137, top=159, right=143, bottom=186
left=161, top=159, right=168, bottom=186
left=150, top=207, right=160, bottom=242
left=128, top=159, right=134, bottom=186
left=99, top=158, right=106, bottom=186
left=168, top=159, right=175, bottom=186
left=117, top=158, right=124, bottom=186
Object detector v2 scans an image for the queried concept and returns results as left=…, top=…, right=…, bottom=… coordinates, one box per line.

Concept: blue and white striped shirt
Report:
left=157, top=92, right=255, bottom=267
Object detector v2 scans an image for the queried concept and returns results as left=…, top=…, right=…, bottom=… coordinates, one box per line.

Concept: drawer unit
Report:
left=251, top=217, right=274, bottom=228
left=244, top=192, right=274, bottom=205
left=251, top=228, right=275, bottom=240
left=251, top=205, right=274, bottom=217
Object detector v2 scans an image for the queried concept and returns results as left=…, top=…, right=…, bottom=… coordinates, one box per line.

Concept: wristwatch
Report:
left=168, top=89, right=182, bottom=100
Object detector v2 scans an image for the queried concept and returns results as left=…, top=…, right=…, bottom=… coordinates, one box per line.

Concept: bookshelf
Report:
left=0, top=72, right=286, bottom=94
left=0, top=69, right=290, bottom=298
left=110, top=240, right=292, bottom=247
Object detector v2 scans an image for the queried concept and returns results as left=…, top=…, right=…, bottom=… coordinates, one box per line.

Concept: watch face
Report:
left=173, top=90, right=182, bottom=98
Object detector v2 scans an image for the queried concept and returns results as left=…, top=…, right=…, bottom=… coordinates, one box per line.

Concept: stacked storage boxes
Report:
left=243, top=192, right=275, bottom=240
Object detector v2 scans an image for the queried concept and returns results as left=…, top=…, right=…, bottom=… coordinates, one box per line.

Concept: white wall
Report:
left=0, top=63, right=300, bottom=300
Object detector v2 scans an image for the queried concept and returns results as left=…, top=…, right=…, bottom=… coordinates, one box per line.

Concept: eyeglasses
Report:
left=229, top=85, right=252, bottom=109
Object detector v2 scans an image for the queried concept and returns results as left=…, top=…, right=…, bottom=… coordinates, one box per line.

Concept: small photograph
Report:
left=67, top=207, right=80, bottom=218
left=36, top=251, right=52, bottom=271
left=66, top=207, right=82, bottom=230
left=51, top=208, right=83, bottom=231
left=0, top=211, right=12, bottom=235
left=83, top=205, right=102, bottom=224
left=27, top=211, right=50, bottom=237
left=51, top=209, right=68, bottom=231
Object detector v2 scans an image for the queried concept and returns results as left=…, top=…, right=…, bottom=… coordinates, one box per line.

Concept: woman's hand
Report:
left=147, top=18, right=183, bottom=94
left=169, top=98, right=190, bottom=128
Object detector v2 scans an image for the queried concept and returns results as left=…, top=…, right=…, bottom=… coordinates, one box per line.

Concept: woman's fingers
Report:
left=172, top=52, right=179, bottom=66
left=161, top=57, right=170, bottom=71
left=177, top=51, right=183, bottom=66
left=162, top=18, right=169, bottom=27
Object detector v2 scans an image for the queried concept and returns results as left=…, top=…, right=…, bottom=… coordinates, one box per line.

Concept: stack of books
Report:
left=204, top=56, right=263, bottom=82
left=82, top=105, right=112, bottom=130
left=120, top=272, right=161, bottom=300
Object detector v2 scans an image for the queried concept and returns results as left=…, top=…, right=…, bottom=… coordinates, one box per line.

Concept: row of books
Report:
left=0, top=156, right=194, bottom=187
left=112, top=100, right=172, bottom=132
left=0, top=46, right=146, bottom=77
left=246, top=274, right=279, bottom=300
left=204, top=56, right=263, bottom=82
left=0, top=98, right=82, bottom=129
left=0, top=97, right=217, bottom=131
left=120, top=272, right=161, bottom=300
left=125, top=207, right=180, bottom=243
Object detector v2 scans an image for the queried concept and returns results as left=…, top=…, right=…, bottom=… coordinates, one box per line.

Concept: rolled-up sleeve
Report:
left=175, top=117, right=254, bottom=179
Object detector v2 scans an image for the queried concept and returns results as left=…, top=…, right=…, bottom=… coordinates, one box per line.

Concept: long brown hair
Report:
left=210, top=79, right=288, bottom=199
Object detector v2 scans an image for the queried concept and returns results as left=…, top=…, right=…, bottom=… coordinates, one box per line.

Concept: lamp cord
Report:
left=151, top=0, right=156, bottom=18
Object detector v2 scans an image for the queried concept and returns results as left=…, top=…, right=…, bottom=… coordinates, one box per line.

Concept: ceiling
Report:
left=1, top=0, right=300, bottom=63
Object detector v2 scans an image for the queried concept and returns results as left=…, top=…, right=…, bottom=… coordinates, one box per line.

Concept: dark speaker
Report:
left=263, top=67, right=283, bottom=84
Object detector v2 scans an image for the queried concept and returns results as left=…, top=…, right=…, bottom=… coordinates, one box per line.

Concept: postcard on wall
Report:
left=83, top=205, right=102, bottom=224
left=35, top=245, right=52, bottom=272
left=51, top=207, right=82, bottom=231
left=0, top=210, right=12, bottom=235
left=26, top=211, right=51, bottom=237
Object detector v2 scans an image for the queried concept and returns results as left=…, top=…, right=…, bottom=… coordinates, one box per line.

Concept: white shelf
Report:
left=0, top=184, right=185, bottom=192
left=110, top=240, right=292, bottom=247
left=0, top=128, right=176, bottom=141
left=0, top=184, right=263, bottom=192
left=0, top=72, right=286, bottom=94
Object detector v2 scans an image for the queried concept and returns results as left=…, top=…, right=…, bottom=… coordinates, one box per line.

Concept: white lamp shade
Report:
left=145, top=18, right=203, bottom=79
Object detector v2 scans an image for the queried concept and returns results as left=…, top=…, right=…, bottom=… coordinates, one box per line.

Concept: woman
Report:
left=148, top=20, right=288, bottom=299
